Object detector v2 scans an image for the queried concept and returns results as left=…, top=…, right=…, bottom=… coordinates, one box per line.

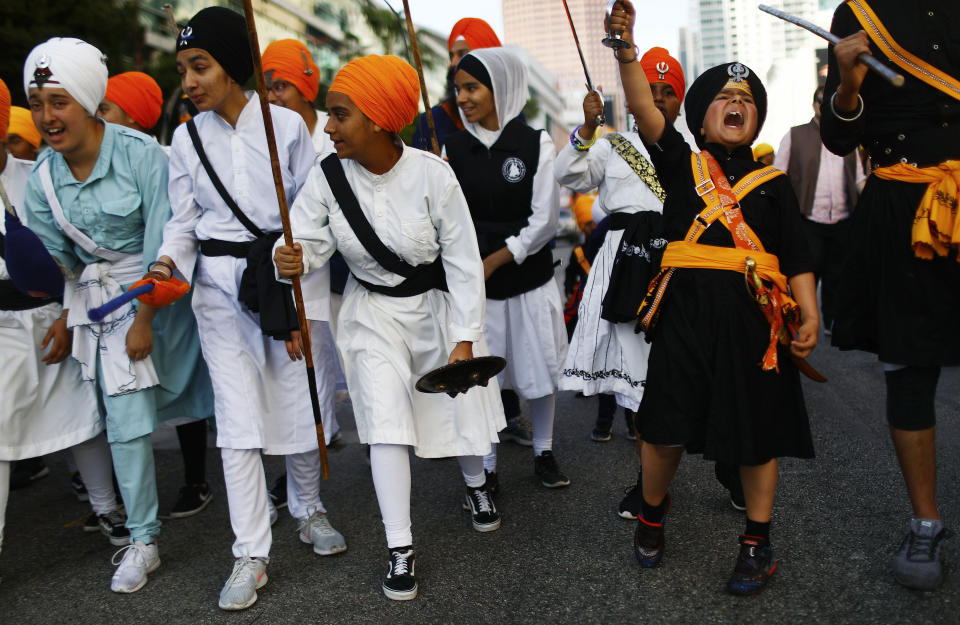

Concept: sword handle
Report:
left=593, top=89, right=605, bottom=128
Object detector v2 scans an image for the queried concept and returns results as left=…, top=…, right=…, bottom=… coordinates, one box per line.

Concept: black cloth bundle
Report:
left=600, top=210, right=665, bottom=324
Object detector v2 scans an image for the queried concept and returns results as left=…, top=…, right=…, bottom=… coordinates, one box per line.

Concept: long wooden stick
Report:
left=758, top=4, right=904, bottom=87
left=242, top=0, right=329, bottom=478
left=400, top=0, right=441, bottom=155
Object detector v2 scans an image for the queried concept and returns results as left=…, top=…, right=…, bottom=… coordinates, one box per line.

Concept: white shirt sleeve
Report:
left=158, top=126, right=201, bottom=281
left=554, top=138, right=612, bottom=193
left=283, top=163, right=339, bottom=279
left=505, top=130, right=559, bottom=264
left=773, top=130, right=792, bottom=172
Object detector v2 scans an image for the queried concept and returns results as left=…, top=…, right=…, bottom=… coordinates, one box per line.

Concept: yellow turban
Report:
left=753, top=143, right=774, bottom=161
left=8, top=106, right=42, bottom=148
left=573, top=194, right=596, bottom=231
left=329, top=55, right=420, bottom=133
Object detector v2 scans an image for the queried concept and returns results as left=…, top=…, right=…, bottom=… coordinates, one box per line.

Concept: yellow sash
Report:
left=873, top=161, right=960, bottom=261
left=846, top=0, right=960, bottom=101
left=660, top=242, right=788, bottom=293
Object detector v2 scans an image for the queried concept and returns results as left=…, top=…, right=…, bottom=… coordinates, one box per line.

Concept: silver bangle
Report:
left=830, top=91, right=864, bottom=122
left=615, top=45, right=639, bottom=64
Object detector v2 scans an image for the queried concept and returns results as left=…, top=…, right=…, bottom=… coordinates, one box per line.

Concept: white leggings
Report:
left=484, top=393, right=556, bottom=472
left=71, top=432, right=120, bottom=515
left=370, top=444, right=485, bottom=549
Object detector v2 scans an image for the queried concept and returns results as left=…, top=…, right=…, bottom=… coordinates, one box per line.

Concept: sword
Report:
left=758, top=4, right=904, bottom=87
left=561, top=0, right=605, bottom=127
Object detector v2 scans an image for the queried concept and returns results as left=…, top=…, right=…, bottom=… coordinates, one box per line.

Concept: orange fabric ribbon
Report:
left=130, top=276, right=190, bottom=308
left=873, top=161, right=960, bottom=261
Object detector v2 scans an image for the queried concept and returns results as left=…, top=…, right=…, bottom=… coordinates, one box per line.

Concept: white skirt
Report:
left=337, top=280, right=505, bottom=458
left=0, top=303, right=101, bottom=461
left=559, top=228, right=650, bottom=410
left=485, top=278, right=569, bottom=400
left=192, top=255, right=327, bottom=455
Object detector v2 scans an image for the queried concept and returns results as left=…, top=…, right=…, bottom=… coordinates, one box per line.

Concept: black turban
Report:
left=177, top=7, right=253, bottom=85
left=456, top=53, right=493, bottom=92
left=684, top=62, right=767, bottom=149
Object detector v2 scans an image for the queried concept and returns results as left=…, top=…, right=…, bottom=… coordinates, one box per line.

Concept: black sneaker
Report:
left=383, top=547, right=417, bottom=601
left=10, top=458, right=49, bottom=490
left=714, top=463, right=746, bottom=512
left=590, top=427, right=612, bottom=442
left=83, top=511, right=100, bottom=533
left=634, top=493, right=671, bottom=568
left=464, top=484, right=501, bottom=532
left=485, top=470, right=499, bottom=496
left=534, top=451, right=571, bottom=488
left=625, top=411, right=637, bottom=441
left=499, top=417, right=533, bottom=447
left=269, top=474, right=287, bottom=509
left=618, top=470, right=643, bottom=519
left=726, top=535, right=777, bottom=595
left=98, top=509, right=131, bottom=547
left=169, top=483, right=213, bottom=518
left=71, top=471, right=89, bottom=502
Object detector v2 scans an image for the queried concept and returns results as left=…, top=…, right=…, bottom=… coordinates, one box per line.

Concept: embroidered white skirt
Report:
left=337, top=280, right=505, bottom=458
left=559, top=228, right=651, bottom=410
left=485, top=278, right=569, bottom=400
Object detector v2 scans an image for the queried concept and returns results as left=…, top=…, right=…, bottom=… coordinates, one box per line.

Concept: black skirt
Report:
left=637, top=268, right=814, bottom=466
left=831, top=177, right=960, bottom=366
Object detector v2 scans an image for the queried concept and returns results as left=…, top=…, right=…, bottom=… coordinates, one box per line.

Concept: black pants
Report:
left=802, top=217, right=851, bottom=329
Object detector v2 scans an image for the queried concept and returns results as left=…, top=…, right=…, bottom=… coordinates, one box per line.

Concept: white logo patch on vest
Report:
left=502, top=157, right=526, bottom=183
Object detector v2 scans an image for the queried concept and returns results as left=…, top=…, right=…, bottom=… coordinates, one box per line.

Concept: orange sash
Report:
left=846, top=0, right=960, bottom=102
left=873, top=161, right=960, bottom=261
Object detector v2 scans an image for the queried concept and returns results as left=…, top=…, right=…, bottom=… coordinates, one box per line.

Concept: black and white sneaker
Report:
left=169, top=483, right=213, bottom=519
left=484, top=470, right=499, bottom=496
left=83, top=511, right=100, bottom=533
left=618, top=470, right=643, bottom=519
left=98, top=509, right=132, bottom=547
left=383, top=547, right=417, bottom=601
left=71, top=471, right=89, bottom=502
left=534, top=451, right=571, bottom=488
left=464, top=484, right=501, bottom=532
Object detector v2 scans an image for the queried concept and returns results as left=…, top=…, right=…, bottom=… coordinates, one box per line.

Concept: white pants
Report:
left=0, top=460, right=8, bottom=555
left=71, top=432, right=120, bottom=515
left=221, top=447, right=326, bottom=559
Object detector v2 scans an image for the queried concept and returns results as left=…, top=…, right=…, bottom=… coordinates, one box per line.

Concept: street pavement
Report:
left=1, top=274, right=958, bottom=623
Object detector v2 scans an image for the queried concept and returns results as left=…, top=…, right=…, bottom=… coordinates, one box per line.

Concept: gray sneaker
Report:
left=499, top=416, right=533, bottom=447
left=893, top=518, right=952, bottom=590
left=298, top=509, right=347, bottom=556
left=219, top=556, right=268, bottom=611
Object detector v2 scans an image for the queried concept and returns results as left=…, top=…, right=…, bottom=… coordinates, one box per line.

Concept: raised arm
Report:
left=610, top=0, right=665, bottom=144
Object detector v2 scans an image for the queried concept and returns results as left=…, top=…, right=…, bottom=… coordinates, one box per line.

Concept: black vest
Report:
left=445, top=117, right=554, bottom=299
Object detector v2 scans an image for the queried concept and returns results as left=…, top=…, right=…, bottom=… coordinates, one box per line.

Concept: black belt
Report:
left=0, top=280, right=58, bottom=311
left=607, top=213, right=634, bottom=231
left=199, top=239, right=252, bottom=259
left=353, top=256, right=448, bottom=297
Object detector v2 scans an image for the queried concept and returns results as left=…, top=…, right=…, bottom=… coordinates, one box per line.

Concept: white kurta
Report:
left=554, top=133, right=664, bottom=409
left=0, top=157, right=100, bottom=460
left=486, top=131, right=568, bottom=400
left=285, top=145, right=505, bottom=458
left=159, top=95, right=323, bottom=454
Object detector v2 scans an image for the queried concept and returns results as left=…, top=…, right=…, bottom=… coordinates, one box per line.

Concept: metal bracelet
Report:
left=830, top=91, right=864, bottom=122
left=615, top=45, right=639, bottom=64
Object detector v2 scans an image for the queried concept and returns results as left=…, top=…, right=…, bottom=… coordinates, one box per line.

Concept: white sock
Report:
left=528, top=394, right=557, bottom=456
left=370, top=444, right=413, bottom=548
left=457, top=455, right=486, bottom=488
left=482, top=443, right=498, bottom=473
left=71, top=432, right=119, bottom=515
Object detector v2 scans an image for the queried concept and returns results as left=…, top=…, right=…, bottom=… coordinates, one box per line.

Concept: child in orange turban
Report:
left=276, top=53, right=506, bottom=603
left=100, top=72, right=163, bottom=133
left=6, top=106, right=42, bottom=160
left=262, top=39, right=328, bottom=144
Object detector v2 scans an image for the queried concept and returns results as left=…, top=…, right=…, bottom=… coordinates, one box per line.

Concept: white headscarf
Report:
left=23, top=38, right=108, bottom=117
left=458, top=47, right=529, bottom=149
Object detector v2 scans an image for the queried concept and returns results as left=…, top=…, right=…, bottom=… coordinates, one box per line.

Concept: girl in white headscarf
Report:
left=444, top=47, right=570, bottom=491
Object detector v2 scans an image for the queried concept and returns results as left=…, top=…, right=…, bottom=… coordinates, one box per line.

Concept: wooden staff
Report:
left=400, top=0, right=441, bottom=155
left=241, top=0, right=329, bottom=478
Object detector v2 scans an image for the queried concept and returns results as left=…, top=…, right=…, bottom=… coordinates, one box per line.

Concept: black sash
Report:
left=187, top=120, right=297, bottom=340
left=0, top=279, right=57, bottom=311
left=319, top=154, right=447, bottom=297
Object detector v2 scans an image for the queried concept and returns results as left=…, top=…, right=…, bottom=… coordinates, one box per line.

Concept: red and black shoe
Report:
left=726, top=534, right=777, bottom=596
left=633, top=493, right=671, bottom=568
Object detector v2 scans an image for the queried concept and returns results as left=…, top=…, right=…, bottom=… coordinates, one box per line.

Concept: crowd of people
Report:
left=0, top=0, right=955, bottom=611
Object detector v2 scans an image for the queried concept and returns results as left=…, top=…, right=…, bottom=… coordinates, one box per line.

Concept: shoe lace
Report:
left=111, top=543, right=145, bottom=567
left=225, top=557, right=261, bottom=589
left=472, top=489, right=493, bottom=514
left=310, top=513, right=337, bottom=536
left=102, top=509, right=126, bottom=527
left=391, top=551, right=411, bottom=576
left=906, top=530, right=938, bottom=560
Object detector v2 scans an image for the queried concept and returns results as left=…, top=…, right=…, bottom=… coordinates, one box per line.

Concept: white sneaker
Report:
left=218, top=556, right=268, bottom=611
left=268, top=498, right=278, bottom=527
left=298, top=508, right=347, bottom=555
left=110, top=541, right=160, bottom=593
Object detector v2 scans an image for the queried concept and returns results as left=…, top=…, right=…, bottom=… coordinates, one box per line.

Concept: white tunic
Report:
left=554, top=133, right=664, bottom=409
left=159, top=95, right=323, bottom=454
left=0, top=157, right=100, bottom=460
left=286, top=145, right=505, bottom=458
left=485, top=131, right=568, bottom=400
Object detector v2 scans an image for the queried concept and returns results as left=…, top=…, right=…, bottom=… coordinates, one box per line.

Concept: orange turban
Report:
left=8, top=107, right=41, bottom=148
left=573, top=194, right=596, bottom=231
left=262, top=39, right=320, bottom=102
left=0, top=79, right=9, bottom=140
left=447, top=18, right=502, bottom=51
left=640, top=47, right=686, bottom=105
left=329, top=55, right=419, bottom=134
left=105, top=72, right=163, bottom=129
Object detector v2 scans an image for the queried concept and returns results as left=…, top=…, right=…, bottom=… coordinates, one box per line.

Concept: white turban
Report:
left=23, top=38, right=108, bottom=117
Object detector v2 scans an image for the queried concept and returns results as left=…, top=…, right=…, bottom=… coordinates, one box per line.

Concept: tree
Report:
left=0, top=0, right=143, bottom=106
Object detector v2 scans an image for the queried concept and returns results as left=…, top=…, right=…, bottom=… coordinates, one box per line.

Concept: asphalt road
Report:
left=1, top=258, right=958, bottom=624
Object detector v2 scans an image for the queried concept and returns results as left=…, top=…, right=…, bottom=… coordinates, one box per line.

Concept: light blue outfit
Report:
left=24, top=122, right=214, bottom=543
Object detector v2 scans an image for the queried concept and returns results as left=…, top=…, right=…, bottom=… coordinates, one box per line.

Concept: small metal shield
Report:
left=415, top=356, right=507, bottom=398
